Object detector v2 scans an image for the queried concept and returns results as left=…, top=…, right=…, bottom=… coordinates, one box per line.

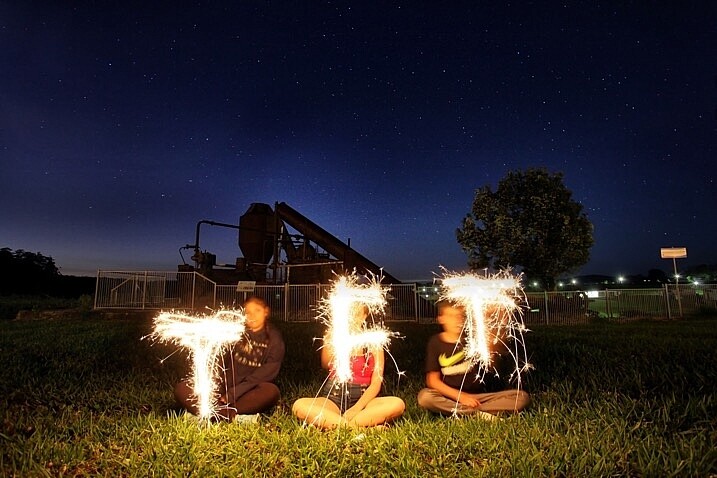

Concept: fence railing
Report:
left=95, top=270, right=429, bottom=321
left=94, top=271, right=717, bottom=323
left=94, top=271, right=215, bottom=310
left=523, top=284, right=717, bottom=325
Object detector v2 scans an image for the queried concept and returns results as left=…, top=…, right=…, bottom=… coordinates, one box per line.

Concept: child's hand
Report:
left=343, top=405, right=362, bottom=423
left=457, top=393, right=481, bottom=409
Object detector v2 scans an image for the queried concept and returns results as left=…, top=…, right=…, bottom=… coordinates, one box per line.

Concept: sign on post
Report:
left=660, top=247, right=686, bottom=318
left=660, top=247, right=687, bottom=259
left=236, top=281, right=256, bottom=292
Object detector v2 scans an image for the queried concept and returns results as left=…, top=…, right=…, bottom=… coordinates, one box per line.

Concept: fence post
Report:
left=543, top=291, right=549, bottom=325
left=413, top=283, right=419, bottom=322
left=94, top=271, right=100, bottom=309
left=316, top=284, right=321, bottom=322
left=191, top=273, right=196, bottom=310
left=664, top=284, right=672, bottom=319
left=284, top=282, right=290, bottom=322
left=212, top=278, right=217, bottom=310
left=605, top=289, right=611, bottom=319
left=142, top=271, right=148, bottom=309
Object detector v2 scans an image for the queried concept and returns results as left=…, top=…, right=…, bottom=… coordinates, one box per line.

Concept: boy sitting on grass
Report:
left=417, top=300, right=530, bottom=420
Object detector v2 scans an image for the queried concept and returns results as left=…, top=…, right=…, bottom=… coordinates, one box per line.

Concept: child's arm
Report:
left=320, top=340, right=332, bottom=370
left=426, top=371, right=481, bottom=408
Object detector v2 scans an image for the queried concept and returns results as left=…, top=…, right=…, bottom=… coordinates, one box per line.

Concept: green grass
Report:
left=1, top=316, right=716, bottom=476
left=0, top=295, right=88, bottom=321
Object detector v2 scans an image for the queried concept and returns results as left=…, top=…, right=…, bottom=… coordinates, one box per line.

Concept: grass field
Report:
left=1, top=314, right=715, bottom=476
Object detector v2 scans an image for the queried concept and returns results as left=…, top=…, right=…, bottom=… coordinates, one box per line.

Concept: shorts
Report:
left=320, top=381, right=369, bottom=413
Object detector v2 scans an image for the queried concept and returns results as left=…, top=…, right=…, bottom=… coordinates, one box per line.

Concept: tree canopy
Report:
left=456, top=168, right=594, bottom=289
left=0, top=247, right=60, bottom=295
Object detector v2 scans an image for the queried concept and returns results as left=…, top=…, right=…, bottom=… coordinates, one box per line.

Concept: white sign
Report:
left=236, top=281, right=256, bottom=292
left=660, top=247, right=687, bottom=259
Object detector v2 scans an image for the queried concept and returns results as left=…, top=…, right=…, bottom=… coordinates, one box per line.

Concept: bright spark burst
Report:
left=320, top=273, right=393, bottom=384
left=439, top=269, right=530, bottom=382
left=148, top=309, right=246, bottom=420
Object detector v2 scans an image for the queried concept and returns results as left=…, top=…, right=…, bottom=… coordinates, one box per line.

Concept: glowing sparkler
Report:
left=149, top=309, right=246, bottom=420
left=293, top=272, right=402, bottom=429
left=439, top=269, right=529, bottom=380
left=321, top=273, right=393, bottom=384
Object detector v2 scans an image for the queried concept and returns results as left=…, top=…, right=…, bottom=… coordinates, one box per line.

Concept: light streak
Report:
left=148, top=309, right=246, bottom=420
left=320, top=273, right=392, bottom=384
left=439, top=269, right=530, bottom=382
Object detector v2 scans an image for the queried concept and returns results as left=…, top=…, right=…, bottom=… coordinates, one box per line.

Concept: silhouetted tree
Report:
left=457, top=168, right=594, bottom=290
left=647, top=269, right=668, bottom=284
left=685, top=264, right=717, bottom=284
left=0, top=247, right=60, bottom=295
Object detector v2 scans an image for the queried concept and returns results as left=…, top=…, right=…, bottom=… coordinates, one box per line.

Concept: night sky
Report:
left=2, top=2, right=716, bottom=281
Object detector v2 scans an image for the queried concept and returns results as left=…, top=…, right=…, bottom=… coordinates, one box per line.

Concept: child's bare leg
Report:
left=348, top=396, right=405, bottom=428
left=292, top=397, right=346, bottom=429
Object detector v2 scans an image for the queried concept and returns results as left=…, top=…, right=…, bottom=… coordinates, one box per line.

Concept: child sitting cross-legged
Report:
left=417, top=300, right=530, bottom=420
left=292, top=304, right=405, bottom=429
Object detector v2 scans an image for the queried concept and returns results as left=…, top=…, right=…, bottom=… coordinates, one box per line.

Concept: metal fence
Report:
left=523, top=284, right=717, bottom=325
left=95, top=270, right=428, bottom=321
left=216, top=282, right=425, bottom=322
left=94, top=271, right=215, bottom=310
left=94, top=271, right=717, bottom=323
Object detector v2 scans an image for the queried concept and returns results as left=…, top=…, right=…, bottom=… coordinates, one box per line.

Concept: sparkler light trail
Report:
left=321, top=273, right=393, bottom=384
left=439, top=269, right=529, bottom=381
left=148, top=309, right=246, bottom=420
left=291, top=272, right=405, bottom=429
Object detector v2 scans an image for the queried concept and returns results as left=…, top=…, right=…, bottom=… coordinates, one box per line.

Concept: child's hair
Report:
left=353, top=303, right=370, bottom=317
left=348, top=303, right=371, bottom=330
left=244, top=296, right=269, bottom=309
left=435, top=299, right=462, bottom=315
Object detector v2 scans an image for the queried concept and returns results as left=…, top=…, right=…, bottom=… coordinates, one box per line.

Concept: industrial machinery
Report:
left=179, top=202, right=401, bottom=285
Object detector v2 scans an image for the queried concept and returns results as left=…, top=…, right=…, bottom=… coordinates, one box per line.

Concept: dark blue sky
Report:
left=2, top=2, right=715, bottom=281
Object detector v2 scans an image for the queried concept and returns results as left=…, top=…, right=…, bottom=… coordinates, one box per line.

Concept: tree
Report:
left=685, top=264, right=717, bottom=284
left=456, top=168, right=594, bottom=289
left=647, top=268, right=668, bottom=284
left=0, top=247, right=60, bottom=295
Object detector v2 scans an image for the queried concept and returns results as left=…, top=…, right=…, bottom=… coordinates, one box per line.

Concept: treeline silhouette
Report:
left=0, top=247, right=94, bottom=297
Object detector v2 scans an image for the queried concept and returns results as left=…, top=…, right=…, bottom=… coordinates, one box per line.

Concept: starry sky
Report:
left=2, top=2, right=716, bottom=281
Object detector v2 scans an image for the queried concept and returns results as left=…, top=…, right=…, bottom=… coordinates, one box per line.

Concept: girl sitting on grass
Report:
left=174, top=296, right=285, bottom=422
left=292, top=304, right=405, bottom=429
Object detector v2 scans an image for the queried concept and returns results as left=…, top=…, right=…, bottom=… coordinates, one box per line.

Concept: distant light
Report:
left=571, top=279, right=577, bottom=285
left=617, top=276, right=625, bottom=283
left=557, top=281, right=564, bottom=288
left=532, top=281, right=538, bottom=287
left=586, top=290, right=599, bottom=298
